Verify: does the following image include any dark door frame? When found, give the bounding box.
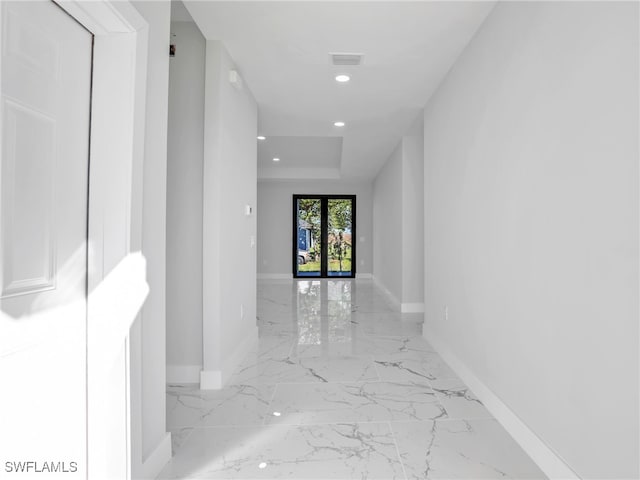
[292,194,357,279]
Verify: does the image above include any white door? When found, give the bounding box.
[0,0,93,475]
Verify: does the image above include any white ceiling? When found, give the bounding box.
[182,1,496,181]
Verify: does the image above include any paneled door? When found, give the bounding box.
[0,0,93,474]
[293,195,356,278]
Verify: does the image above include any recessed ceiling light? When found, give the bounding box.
[335,74,350,83]
[334,121,345,127]
[258,462,267,469]
[257,136,266,140]
[273,411,281,417]
[272,157,280,162]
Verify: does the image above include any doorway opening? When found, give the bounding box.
[293,195,356,278]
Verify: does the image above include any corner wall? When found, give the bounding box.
[373,145,403,301]
[422,2,638,478]
[373,125,425,310]
[401,134,424,308]
[130,0,172,477]
[202,41,258,389]
[166,20,205,383]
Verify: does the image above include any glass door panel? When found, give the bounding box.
[327,198,353,277]
[296,197,321,277]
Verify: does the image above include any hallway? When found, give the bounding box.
[159,279,545,479]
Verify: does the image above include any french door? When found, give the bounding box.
[293,195,356,278]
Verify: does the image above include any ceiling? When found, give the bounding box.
[181,1,496,181]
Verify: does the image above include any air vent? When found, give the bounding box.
[330,53,364,66]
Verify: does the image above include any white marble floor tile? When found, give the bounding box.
[391,419,546,479]
[289,335,435,360]
[158,423,406,479]
[243,335,295,362]
[375,352,459,384]
[166,384,276,428]
[166,280,544,479]
[353,318,424,337]
[352,311,423,323]
[430,378,492,419]
[258,321,299,336]
[266,381,446,425]
[228,355,380,385]
[170,427,195,455]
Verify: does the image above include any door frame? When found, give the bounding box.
[292,194,357,279]
[40,1,149,478]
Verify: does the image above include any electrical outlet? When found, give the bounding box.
[444,306,449,321]
[240,304,244,319]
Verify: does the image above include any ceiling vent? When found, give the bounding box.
[330,53,364,66]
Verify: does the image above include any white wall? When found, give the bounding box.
[373,145,403,300]
[202,41,258,389]
[257,180,374,277]
[401,133,424,306]
[373,124,425,309]
[422,2,638,478]
[130,1,171,477]
[166,20,205,382]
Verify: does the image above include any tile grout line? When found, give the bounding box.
[171,419,439,431]
[388,420,409,480]
[261,382,281,426]
[170,426,196,458]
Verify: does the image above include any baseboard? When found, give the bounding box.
[166,364,201,384]
[140,432,172,479]
[257,273,292,280]
[401,302,425,313]
[423,325,579,480]
[200,326,259,390]
[356,273,373,279]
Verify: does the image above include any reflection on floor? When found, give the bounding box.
[159,279,546,479]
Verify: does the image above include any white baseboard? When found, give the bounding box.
[356,273,373,279]
[200,326,259,390]
[140,432,171,479]
[423,325,579,480]
[401,302,425,313]
[166,364,201,384]
[257,273,292,280]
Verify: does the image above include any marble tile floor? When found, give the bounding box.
[159,279,546,480]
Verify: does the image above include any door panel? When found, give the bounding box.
[327,198,354,277]
[0,0,92,473]
[295,197,321,277]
